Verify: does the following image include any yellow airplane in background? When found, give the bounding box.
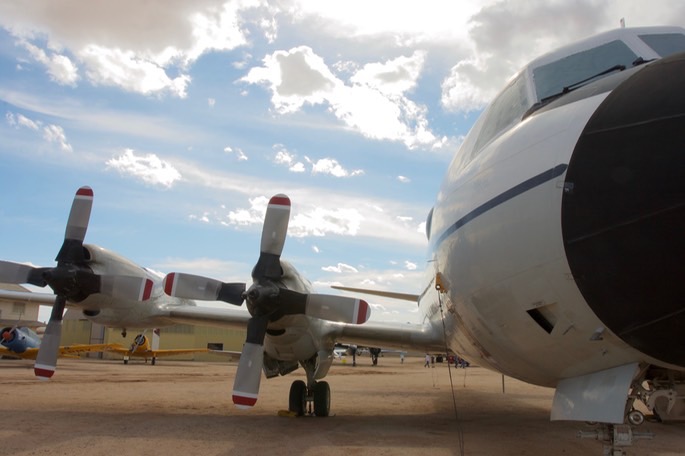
[1,325,115,361]
[105,329,208,365]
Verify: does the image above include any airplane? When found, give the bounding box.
[0,187,387,416]
[1,325,115,360]
[105,328,209,365]
[0,24,683,454]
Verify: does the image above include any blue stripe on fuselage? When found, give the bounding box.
[430,164,568,252]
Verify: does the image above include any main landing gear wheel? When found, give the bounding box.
[289,380,306,416]
[313,381,330,417]
[628,409,645,426]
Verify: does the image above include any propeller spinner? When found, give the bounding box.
[163,194,370,409]
[0,186,154,380]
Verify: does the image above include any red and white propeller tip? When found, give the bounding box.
[64,186,93,242]
[260,194,290,257]
[231,341,264,409]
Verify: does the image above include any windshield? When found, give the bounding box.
[639,33,685,57]
[532,40,638,101]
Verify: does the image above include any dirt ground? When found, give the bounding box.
[0,355,681,455]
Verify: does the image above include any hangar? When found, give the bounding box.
[59,311,247,362]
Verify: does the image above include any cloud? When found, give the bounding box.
[273,144,305,172]
[273,145,361,177]
[310,158,363,177]
[6,112,39,130]
[397,175,410,183]
[0,1,258,97]
[224,195,269,226]
[80,45,192,98]
[439,0,665,113]
[106,148,182,187]
[224,146,248,161]
[321,263,359,273]
[42,124,73,152]
[218,195,365,238]
[290,206,363,237]
[6,111,72,152]
[19,39,79,86]
[242,46,447,150]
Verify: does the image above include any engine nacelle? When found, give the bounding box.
[0,327,41,353]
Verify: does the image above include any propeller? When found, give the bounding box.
[130,331,147,354]
[163,194,371,409]
[0,186,154,380]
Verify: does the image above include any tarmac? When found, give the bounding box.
[0,355,682,455]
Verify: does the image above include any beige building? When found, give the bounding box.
[61,311,246,362]
[0,283,41,327]
[1,281,245,362]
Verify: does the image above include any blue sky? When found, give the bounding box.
[1,1,683,324]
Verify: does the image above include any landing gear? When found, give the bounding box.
[313,381,330,417]
[627,410,644,426]
[288,379,331,417]
[578,423,653,456]
[289,380,306,416]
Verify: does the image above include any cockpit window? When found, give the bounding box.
[425,207,433,240]
[471,72,530,154]
[533,40,638,101]
[639,33,685,58]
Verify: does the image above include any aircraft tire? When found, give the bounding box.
[313,381,330,417]
[289,380,306,416]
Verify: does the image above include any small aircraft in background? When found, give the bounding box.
[0,325,115,360]
[105,328,208,365]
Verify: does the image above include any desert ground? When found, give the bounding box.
[0,354,681,456]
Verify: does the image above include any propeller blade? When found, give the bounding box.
[232,342,264,409]
[56,186,93,264]
[64,186,93,243]
[0,261,40,285]
[278,289,371,324]
[306,294,371,324]
[163,273,245,305]
[252,195,290,281]
[260,194,290,257]
[232,315,268,409]
[34,296,67,380]
[99,275,155,301]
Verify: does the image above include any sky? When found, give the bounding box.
[1,0,683,325]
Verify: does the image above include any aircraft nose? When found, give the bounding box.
[561,51,685,367]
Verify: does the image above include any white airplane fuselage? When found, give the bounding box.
[420,26,685,388]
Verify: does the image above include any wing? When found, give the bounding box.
[103,344,129,355]
[58,344,119,356]
[0,346,38,359]
[146,348,209,358]
[1,344,116,359]
[330,320,445,353]
[0,289,57,306]
[163,305,251,330]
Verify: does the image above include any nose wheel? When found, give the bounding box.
[288,380,330,417]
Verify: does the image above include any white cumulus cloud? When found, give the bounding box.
[242,46,447,150]
[321,263,359,273]
[106,148,181,187]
